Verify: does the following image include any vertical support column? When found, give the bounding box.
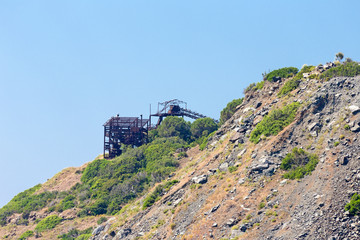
[104,126,106,158]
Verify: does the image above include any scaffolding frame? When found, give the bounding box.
[103,115,149,159]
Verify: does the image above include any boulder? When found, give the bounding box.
[230,132,242,143]
[310,131,318,137]
[349,105,360,114]
[340,155,350,165]
[255,102,262,108]
[226,218,237,227]
[208,169,217,175]
[218,162,229,172]
[210,204,220,213]
[238,178,245,185]
[351,124,360,132]
[308,122,320,132]
[192,175,208,184]
[239,224,248,232]
[310,94,327,113]
[250,163,269,172]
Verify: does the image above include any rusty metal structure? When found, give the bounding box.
[150,99,207,127]
[103,99,209,159]
[103,115,149,159]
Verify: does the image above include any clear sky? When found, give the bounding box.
[0,0,359,207]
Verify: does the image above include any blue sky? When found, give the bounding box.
[0,1,359,207]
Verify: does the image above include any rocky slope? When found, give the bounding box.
[88,74,360,240]
[2,62,360,240]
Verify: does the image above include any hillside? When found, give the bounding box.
[2,60,360,240]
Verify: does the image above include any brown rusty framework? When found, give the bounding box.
[103,115,149,159]
[150,99,207,127]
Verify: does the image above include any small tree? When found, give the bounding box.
[190,117,218,139]
[157,116,191,142]
[335,52,344,62]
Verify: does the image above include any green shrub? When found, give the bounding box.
[334,141,340,147]
[280,148,319,179]
[258,202,265,209]
[278,78,300,97]
[58,227,93,240]
[344,124,350,130]
[35,215,62,232]
[76,234,92,240]
[143,180,179,209]
[97,216,108,225]
[254,81,265,90]
[81,159,112,184]
[244,83,256,93]
[190,117,218,139]
[18,230,34,240]
[293,65,315,81]
[56,194,76,212]
[244,81,265,94]
[320,62,360,79]
[199,131,216,151]
[250,102,300,143]
[157,116,191,142]
[265,67,298,82]
[228,166,238,173]
[220,98,244,125]
[345,193,360,215]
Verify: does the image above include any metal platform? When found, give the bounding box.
[150,99,207,127]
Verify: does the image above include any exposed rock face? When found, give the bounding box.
[86,76,360,240]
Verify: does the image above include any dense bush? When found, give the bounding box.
[320,61,360,79]
[220,98,244,125]
[56,194,76,212]
[278,78,300,97]
[0,184,58,226]
[76,137,186,216]
[250,102,300,143]
[345,193,360,215]
[293,65,315,81]
[265,67,298,82]
[18,230,34,240]
[75,234,92,240]
[280,148,318,179]
[143,180,179,209]
[157,116,191,141]
[190,117,218,139]
[35,215,62,232]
